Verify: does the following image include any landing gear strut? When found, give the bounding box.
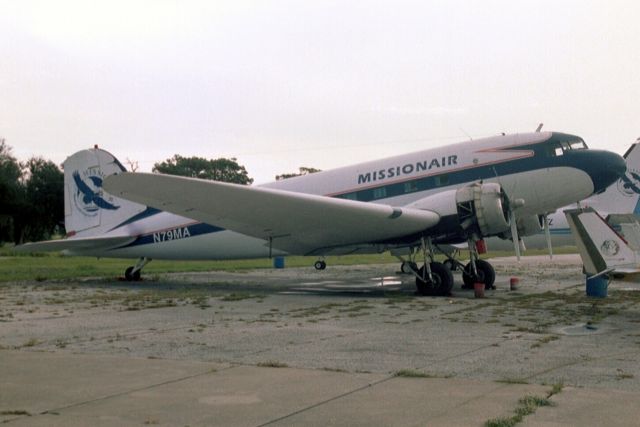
[462,259,495,289]
[415,262,453,296]
[400,261,418,274]
[412,237,454,296]
[460,239,495,290]
[124,257,151,281]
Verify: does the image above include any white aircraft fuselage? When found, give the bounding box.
[54,131,623,260]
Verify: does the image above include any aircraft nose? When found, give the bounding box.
[581,150,626,194]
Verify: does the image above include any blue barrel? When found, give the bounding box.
[273,256,285,269]
[586,275,608,297]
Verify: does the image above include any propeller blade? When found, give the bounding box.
[519,238,526,253]
[509,209,521,261]
[543,214,553,260]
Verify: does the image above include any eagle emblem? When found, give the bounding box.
[617,170,640,197]
[600,239,620,257]
[72,170,120,216]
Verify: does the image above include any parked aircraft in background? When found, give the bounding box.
[18,131,625,296]
[565,207,640,281]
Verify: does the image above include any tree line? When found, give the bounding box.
[0,140,319,245]
[0,140,64,245]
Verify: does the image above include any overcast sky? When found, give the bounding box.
[1,0,639,183]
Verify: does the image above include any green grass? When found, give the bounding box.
[0,249,398,282]
[0,245,580,283]
[549,381,564,396]
[485,395,555,427]
[393,369,433,378]
[219,293,262,302]
[0,410,31,416]
[257,360,288,368]
[495,378,529,385]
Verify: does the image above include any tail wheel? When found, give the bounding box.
[314,260,327,270]
[462,259,495,289]
[125,266,141,281]
[416,262,454,296]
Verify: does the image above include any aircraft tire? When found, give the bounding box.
[478,260,496,289]
[416,262,454,296]
[462,260,495,289]
[125,266,134,281]
[314,260,327,270]
[125,266,141,281]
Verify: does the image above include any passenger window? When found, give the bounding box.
[435,174,449,186]
[357,190,374,202]
[373,187,387,199]
[340,193,357,201]
[404,182,418,193]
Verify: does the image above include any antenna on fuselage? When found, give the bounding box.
[535,123,544,132]
[459,127,473,141]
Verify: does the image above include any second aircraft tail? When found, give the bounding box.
[586,137,640,214]
[565,207,640,278]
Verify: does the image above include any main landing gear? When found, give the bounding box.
[398,238,496,293]
[462,259,495,289]
[124,257,151,281]
[459,239,496,290]
[402,237,455,297]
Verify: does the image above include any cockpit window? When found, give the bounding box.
[549,138,588,157]
[570,140,588,150]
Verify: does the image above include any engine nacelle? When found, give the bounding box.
[406,182,511,238]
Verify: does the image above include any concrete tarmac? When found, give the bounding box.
[2,255,640,426]
[1,351,639,426]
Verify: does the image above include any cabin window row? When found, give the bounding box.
[335,174,450,202]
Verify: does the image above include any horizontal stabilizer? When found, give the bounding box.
[15,235,135,254]
[611,267,640,275]
[104,173,441,255]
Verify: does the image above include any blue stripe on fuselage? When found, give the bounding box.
[117,223,224,248]
[549,228,572,235]
[109,207,163,232]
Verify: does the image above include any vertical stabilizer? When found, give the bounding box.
[63,148,146,237]
[565,208,639,276]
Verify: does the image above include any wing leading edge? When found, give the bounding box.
[104,173,440,255]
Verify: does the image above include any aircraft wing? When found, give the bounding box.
[104,173,440,255]
[15,235,136,254]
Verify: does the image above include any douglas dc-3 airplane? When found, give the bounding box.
[18,131,626,296]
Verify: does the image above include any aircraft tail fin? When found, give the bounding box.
[565,207,640,277]
[63,148,148,238]
[587,137,640,214]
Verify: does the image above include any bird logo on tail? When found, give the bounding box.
[72,170,120,216]
[617,169,640,197]
[600,239,620,257]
